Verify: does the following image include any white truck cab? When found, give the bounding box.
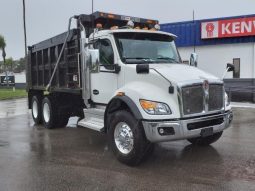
[28,12,233,166]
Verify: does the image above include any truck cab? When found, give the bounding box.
[27,12,233,166]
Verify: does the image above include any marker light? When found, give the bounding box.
[127,20,134,28]
[96,23,103,29]
[108,14,115,19]
[116,92,125,96]
[110,26,119,30]
[154,24,160,30]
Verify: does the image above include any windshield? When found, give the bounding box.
[114,32,181,64]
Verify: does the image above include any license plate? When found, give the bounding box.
[200,127,213,137]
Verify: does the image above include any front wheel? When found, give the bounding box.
[187,131,223,146]
[108,110,153,166]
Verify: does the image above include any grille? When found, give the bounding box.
[182,85,204,115]
[181,84,224,116]
[209,84,224,111]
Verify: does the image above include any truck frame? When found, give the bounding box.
[27,12,233,165]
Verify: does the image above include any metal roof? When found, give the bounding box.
[160,14,255,47]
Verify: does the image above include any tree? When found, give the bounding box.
[5,57,14,71]
[0,35,6,64]
[0,35,8,86]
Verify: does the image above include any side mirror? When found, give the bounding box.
[222,63,235,79]
[88,49,100,73]
[190,53,198,67]
[227,63,235,72]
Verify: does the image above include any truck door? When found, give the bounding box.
[90,38,118,104]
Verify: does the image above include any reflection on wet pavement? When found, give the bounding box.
[0,98,29,118]
[0,99,255,191]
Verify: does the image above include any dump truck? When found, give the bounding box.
[27,12,233,165]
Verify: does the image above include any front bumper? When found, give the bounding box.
[142,110,233,143]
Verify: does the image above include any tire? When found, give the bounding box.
[42,96,59,129]
[108,110,153,166]
[187,131,223,146]
[31,95,42,125]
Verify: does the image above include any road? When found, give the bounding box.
[0,98,255,191]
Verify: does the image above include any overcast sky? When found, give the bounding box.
[1,0,255,59]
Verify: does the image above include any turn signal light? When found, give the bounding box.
[140,100,157,110]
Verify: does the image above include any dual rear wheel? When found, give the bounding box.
[31,95,69,129]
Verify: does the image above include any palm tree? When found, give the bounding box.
[0,35,8,86]
[0,35,6,72]
[0,35,6,62]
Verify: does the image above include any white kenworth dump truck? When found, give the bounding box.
[27,12,234,166]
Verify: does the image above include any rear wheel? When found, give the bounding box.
[187,131,223,146]
[42,96,59,129]
[31,95,42,125]
[108,110,153,166]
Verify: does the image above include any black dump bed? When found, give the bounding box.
[27,29,81,94]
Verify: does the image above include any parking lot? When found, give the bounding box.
[0,98,255,191]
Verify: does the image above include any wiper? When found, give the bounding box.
[125,57,152,60]
[124,57,156,63]
[157,57,179,63]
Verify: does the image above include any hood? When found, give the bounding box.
[150,64,221,84]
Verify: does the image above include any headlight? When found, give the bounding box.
[225,93,230,106]
[140,99,172,115]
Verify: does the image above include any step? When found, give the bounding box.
[77,108,105,132]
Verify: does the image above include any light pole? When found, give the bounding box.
[22,0,28,90]
[22,0,27,58]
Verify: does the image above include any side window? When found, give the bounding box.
[96,39,114,66]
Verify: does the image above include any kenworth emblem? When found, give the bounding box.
[203,80,209,92]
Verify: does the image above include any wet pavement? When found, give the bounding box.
[0,98,255,191]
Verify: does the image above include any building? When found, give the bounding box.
[161,14,255,102]
[0,72,26,89]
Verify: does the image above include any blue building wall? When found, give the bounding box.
[160,14,255,47]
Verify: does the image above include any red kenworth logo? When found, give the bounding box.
[206,23,215,38]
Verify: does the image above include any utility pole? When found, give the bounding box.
[193,10,196,53]
[23,0,28,90]
[2,48,9,87]
[23,0,27,58]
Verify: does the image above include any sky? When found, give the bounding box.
[0,0,255,60]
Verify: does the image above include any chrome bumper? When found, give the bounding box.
[142,111,233,143]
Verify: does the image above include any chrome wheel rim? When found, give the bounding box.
[114,122,134,155]
[32,100,38,119]
[43,102,50,123]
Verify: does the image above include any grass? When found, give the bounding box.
[0,88,27,100]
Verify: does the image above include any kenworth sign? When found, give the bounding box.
[201,16,255,39]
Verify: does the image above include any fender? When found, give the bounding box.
[104,95,143,131]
